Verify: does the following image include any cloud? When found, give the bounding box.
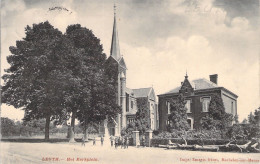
[231,17,249,30]
[214,0,259,27]
[1,0,26,17]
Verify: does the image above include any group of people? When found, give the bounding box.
[92,136,103,146]
[110,135,129,149]
[81,135,130,148]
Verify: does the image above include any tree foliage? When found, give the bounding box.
[124,98,150,135]
[168,94,189,131]
[247,107,260,125]
[65,24,120,129]
[1,22,73,139]
[1,22,121,140]
[201,94,233,131]
[134,98,151,134]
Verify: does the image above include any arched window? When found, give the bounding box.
[187,118,193,130]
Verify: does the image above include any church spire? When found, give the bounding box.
[185,70,188,79]
[110,3,120,60]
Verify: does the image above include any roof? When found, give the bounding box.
[118,57,127,69]
[110,14,120,60]
[132,87,152,98]
[125,87,133,94]
[161,78,237,97]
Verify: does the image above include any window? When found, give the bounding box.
[128,118,135,124]
[187,118,193,130]
[151,120,154,130]
[202,97,210,112]
[167,101,171,114]
[131,101,133,109]
[185,100,191,113]
[126,93,129,112]
[231,102,234,114]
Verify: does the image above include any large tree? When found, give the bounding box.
[64,24,120,141]
[168,94,189,131]
[135,98,151,135]
[1,22,75,140]
[123,97,150,136]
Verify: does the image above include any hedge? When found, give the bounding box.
[151,138,249,147]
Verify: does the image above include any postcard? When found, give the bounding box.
[1,0,259,163]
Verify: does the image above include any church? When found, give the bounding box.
[100,6,158,137]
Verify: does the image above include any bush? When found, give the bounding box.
[154,130,222,140]
[151,138,249,147]
[153,130,159,136]
[225,124,260,140]
[153,131,172,139]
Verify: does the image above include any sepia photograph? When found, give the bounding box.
[0,0,259,163]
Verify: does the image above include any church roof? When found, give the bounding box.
[118,57,127,69]
[162,78,220,95]
[125,87,133,94]
[110,7,120,61]
[132,87,152,98]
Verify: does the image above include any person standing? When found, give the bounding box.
[121,137,125,149]
[142,135,145,147]
[81,136,85,147]
[93,137,96,145]
[110,135,114,147]
[115,137,118,149]
[126,137,129,149]
[101,136,104,146]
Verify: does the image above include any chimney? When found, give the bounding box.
[210,74,218,84]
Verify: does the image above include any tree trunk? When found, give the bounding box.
[45,113,51,140]
[83,121,89,141]
[69,111,76,142]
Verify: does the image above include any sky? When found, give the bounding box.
[1,0,259,122]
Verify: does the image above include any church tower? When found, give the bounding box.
[109,4,127,135]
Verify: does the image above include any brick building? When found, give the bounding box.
[158,73,238,131]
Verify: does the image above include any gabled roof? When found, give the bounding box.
[132,87,152,98]
[161,78,235,96]
[118,57,127,69]
[192,78,218,90]
[125,87,133,95]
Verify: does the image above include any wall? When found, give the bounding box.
[221,90,237,116]
[158,95,172,131]
[148,99,157,130]
[125,95,138,115]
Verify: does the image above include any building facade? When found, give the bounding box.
[101,6,158,136]
[158,74,238,131]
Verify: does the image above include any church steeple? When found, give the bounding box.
[110,3,120,60]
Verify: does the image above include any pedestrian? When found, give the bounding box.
[81,136,85,147]
[115,137,118,149]
[101,136,104,146]
[121,137,125,149]
[126,137,129,149]
[110,135,114,147]
[142,135,145,147]
[118,136,121,148]
[93,137,96,145]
